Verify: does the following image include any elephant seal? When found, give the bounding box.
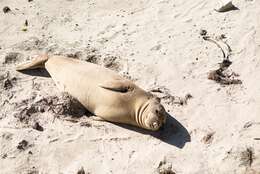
[16,55,166,131]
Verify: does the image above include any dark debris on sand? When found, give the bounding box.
[64,45,122,71]
[215,1,239,13]
[102,55,121,71]
[53,93,87,116]
[3,78,13,90]
[27,167,39,174]
[240,147,254,167]
[65,46,100,64]
[150,87,193,106]
[77,167,88,174]
[3,6,11,13]
[14,93,88,124]
[14,37,47,51]
[202,33,242,85]
[202,132,215,144]
[66,49,100,64]
[208,59,242,85]
[157,158,176,174]
[199,29,207,36]
[4,52,22,64]
[3,77,17,90]
[17,140,29,151]
[0,71,17,90]
[32,122,44,131]
[80,121,92,127]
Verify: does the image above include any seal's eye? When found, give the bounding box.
[155,109,159,114]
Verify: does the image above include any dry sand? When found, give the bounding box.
[0,0,260,173]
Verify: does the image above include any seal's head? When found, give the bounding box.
[143,97,166,131]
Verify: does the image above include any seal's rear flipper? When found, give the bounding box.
[16,54,49,71]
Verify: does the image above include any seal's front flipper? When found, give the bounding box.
[99,80,134,93]
[16,54,49,71]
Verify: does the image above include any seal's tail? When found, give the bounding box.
[16,54,49,71]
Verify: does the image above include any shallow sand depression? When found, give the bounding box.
[0,0,260,173]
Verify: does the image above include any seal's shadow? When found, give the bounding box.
[114,113,191,148]
[18,68,51,77]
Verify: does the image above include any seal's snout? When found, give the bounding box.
[151,121,161,130]
[144,98,167,131]
[153,122,159,128]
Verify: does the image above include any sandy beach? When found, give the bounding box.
[0,0,260,173]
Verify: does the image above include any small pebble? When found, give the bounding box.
[2,153,7,159]
[22,27,27,32]
[25,20,28,26]
[17,140,28,150]
[3,79,12,90]
[32,122,44,131]
[200,29,207,36]
[3,6,11,13]
[77,167,86,174]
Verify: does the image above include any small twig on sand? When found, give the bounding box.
[203,34,242,85]
[149,88,164,93]
[203,36,226,59]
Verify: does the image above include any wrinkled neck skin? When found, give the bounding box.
[134,97,151,130]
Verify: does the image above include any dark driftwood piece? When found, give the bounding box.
[215,1,239,13]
